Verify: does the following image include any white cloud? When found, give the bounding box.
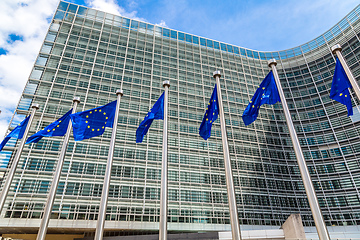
[86,0,146,21]
[156,20,167,28]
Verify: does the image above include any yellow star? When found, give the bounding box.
[106,117,108,119]
[90,111,92,114]
[85,121,88,123]
[262,87,265,90]
[88,126,90,128]
[252,106,255,108]
[206,118,208,121]
[208,103,210,105]
[59,120,62,123]
[340,93,343,96]
[105,122,107,124]
[213,113,215,115]
[214,100,216,102]
[345,95,347,97]
[250,101,252,103]
[95,109,97,112]
[103,112,106,115]
[86,115,89,118]
[47,130,50,132]
[57,125,59,127]
[210,120,212,123]
[92,129,94,131]
[97,129,100,131]
[99,109,102,112]
[53,129,55,131]
[102,126,104,129]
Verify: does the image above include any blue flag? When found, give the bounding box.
[26,109,72,144]
[70,101,117,141]
[242,71,281,126]
[199,84,219,140]
[0,116,30,151]
[136,93,164,143]
[330,58,353,116]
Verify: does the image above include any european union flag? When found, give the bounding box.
[199,84,219,140]
[70,101,117,141]
[26,109,72,144]
[242,71,280,126]
[330,58,353,116]
[0,116,30,151]
[136,93,164,143]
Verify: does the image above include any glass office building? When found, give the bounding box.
[1,1,360,235]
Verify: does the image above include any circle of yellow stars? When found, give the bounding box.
[84,109,109,132]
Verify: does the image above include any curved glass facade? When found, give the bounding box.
[1,1,360,234]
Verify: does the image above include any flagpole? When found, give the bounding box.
[0,103,39,214]
[36,97,80,240]
[213,71,241,240]
[159,80,170,240]
[331,44,360,101]
[268,59,330,240]
[94,89,123,240]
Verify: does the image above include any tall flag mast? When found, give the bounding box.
[159,80,170,240]
[213,71,242,240]
[0,103,39,214]
[268,59,330,240]
[94,89,123,240]
[36,97,80,240]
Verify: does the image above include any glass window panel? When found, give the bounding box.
[220,43,226,51]
[54,10,65,20]
[58,2,68,11]
[68,4,77,13]
[185,34,192,43]
[206,40,213,48]
[240,48,246,56]
[259,52,266,60]
[36,56,48,66]
[122,18,130,28]
[163,29,170,38]
[200,38,206,47]
[324,31,334,41]
[78,6,87,16]
[41,44,52,54]
[45,32,56,42]
[170,30,177,39]
[192,36,199,44]
[30,69,43,80]
[178,32,185,41]
[213,41,220,50]
[233,47,239,55]
[246,49,253,58]
[131,20,138,30]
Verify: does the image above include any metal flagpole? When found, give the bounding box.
[36,97,80,240]
[331,44,360,101]
[159,80,170,240]
[94,89,123,240]
[0,103,39,214]
[268,59,330,240]
[214,71,241,240]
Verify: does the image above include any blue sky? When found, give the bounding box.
[0,0,359,138]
